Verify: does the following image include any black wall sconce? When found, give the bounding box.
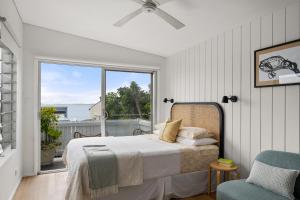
[163,98,174,103]
[222,96,238,103]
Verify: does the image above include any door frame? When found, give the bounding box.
[33,57,158,174]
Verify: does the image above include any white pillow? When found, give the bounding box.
[154,122,167,131]
[246,160,299,200]
[153,122,169,137]
[178,127,212,139]
[153,130,160,135]
[176,136,218,146]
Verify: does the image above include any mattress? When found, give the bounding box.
[179,145,219,172]
[143,134,219,173]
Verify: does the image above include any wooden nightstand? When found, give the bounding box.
[208,161,239,194]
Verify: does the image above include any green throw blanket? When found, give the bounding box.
[83,145,118,199]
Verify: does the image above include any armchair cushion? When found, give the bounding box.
[217,180,291,200]
[255,151,300,198]
[217,151,300,200]
[246,160,299,199]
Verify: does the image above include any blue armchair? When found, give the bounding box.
[217,150,300,200]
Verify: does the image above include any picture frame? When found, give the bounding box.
[254,39,300,87]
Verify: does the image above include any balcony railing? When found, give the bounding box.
[55,119,151,156]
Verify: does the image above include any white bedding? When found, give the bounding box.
[176,136,218,146]
[64,134,218,200]
[63,135,182,200]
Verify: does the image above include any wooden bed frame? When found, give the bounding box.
[170,102,224,158]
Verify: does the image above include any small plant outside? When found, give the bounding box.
[41,107,62,166]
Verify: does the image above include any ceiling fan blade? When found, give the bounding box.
[154,8,185,29]
[155,0,195,7]
[153,0,174,5]
[131,0,145,5]
[114,8,144,27]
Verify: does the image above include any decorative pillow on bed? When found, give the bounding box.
[176,136,218,146]
[178,127,213,139]
[246,160,299,200]
[159,119,182,143]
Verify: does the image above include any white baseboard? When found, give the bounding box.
[8,176,21,200]
[22,172,36,177]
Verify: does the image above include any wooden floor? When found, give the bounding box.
[13,172,216,200]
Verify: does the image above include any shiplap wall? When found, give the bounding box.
[161,1,300,177]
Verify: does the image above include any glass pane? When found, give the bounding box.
[0,44,16,154]
[40,63,101,171]
[105,70,152,136]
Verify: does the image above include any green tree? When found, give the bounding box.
[41,107,62,150]
[106,81,151,120]
[105,92,122,119]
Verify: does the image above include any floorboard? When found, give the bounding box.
[13,172,216,200]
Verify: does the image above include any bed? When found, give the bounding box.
[63,102,224,200]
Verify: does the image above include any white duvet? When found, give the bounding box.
[63,135,181,200]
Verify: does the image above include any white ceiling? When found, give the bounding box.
[15,0,294,57]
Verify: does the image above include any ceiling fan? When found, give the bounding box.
[114,0,185,29]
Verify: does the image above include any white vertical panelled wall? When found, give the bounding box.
[161,1,300,177]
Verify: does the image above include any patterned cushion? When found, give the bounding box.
[246,160,299,200]
[255,150,300,198]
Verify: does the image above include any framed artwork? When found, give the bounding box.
[254,39,300,87]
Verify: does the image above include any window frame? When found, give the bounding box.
[102,68,156,137]
[0,43,17,156]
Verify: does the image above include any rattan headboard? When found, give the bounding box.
[170,102,224,158]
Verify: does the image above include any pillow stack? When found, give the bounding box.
[178,127,212,139]
[154,122,218,146]
[176,127,218,146]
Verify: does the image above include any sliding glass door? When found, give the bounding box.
[39,63,155,172]
[40,62,102,171]
[104,70,153,136]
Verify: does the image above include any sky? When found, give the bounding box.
[41,63,151,105]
